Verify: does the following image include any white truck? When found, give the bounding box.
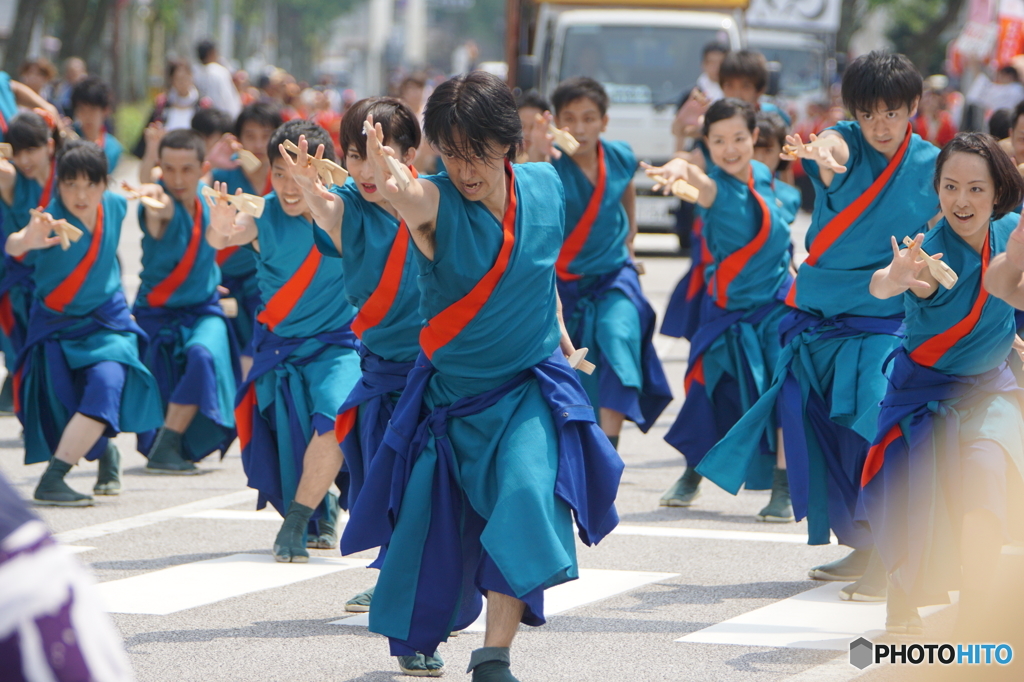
[516,0,745,234]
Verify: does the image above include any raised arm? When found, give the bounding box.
[5,209,62,258]
[204,182,259,250]
[641,157,716,208]
[869,233,939,300]
[279,135,345,255]
[782,130,848,188]
[984,214,1024,309]
[0,156,17,206]
[622,179,638,261]
[138,183,175,240]
[364,116,440,260]
[10,81,59,123]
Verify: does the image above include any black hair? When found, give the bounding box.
[7,111,56,155]
[551,76,609,117]
[197,39,216,63]
[235,102,283,138]
[159,128,206,163]
[191,107,234,139]
[166,58,191,86]
[841,51,922,117]
[999,65,1020,81]
[1011,100,1024,134]
[423,71,521,164]
[517,89,550,113]
[719,50,769,93]
[702,42,728,59]
[989,108,1014,140]
[70,76,112,111]
[55,140,108,185]
[934,132,1024,220]
[340,97,420,161]
[755,110,790,171]
[702,97,756,137]
[269,119,337,165]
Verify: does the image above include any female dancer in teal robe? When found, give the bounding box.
[0,112,60,410]
[696,51,940,601]
[6,141,163,505]
[207,120,361,563]
[0,70,60,145]
[532,77,671,447]
[867,134,1024,634]
[644,99,794,517]
[344,72,623,682]
[133,129,239,473]
[210,103,282,376]
[283,99,443,677]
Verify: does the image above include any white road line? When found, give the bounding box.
[54,489,258,544]
[97,553,370,615]
[63,545,96,554]
[677,581,954,651]
[186,509,283,522]
[612,524,837,545]
[332,568,678,631]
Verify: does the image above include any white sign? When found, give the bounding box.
[746,0,841,33]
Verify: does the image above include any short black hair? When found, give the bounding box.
[7,111,54,155]
[719,50,769,93]
[1011,100,1024,134]
[197,39,216,63]
[340,97,420,160]
[703,97,756,137]
[989,108,1014,140]
[841,51,922,117]
[423,71,521,164]
[552,76,609,117]
[934,132,1024,220]
[235,102,283,138]
[55,140,108,185]
[755,110,790,171]
[191,107,234,139]
[70,76,112,111]
[517,89,550,113]
[269,119,337,165]
[702,42,728,59]
[159,128,206,163]
[166,59,190,86]
[999,65,1020,81]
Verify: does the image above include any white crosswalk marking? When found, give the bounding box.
[677,582,955,651]
[186,509,285,522]
[612,524,837,545]
[97,554,370,615]
[331,568,678,631]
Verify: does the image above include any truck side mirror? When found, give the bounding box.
[518,56,538,91]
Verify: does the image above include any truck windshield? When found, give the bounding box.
[754,46,825,96]
[559,24,729,106]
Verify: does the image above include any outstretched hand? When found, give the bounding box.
[363,114,405,197]
[641,159,693,195]
[885,234,941,291]
[204,181,245,239]
[279,134,334,203]
[783,133,847,174]
[23,210,65,250]
[1007,212,1024,271]
[533,112,562,161]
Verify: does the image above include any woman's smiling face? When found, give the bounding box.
[938,151,995,251]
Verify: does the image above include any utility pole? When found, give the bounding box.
[404,0,426,68]
[504,0,521,87]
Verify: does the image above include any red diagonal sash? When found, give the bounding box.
[351,169,419,339]
[419,161,517,360]
[710,166,772,308]
[37,158,56,209]
[862,422,903,487]
[216,245,240,266]
[786,124,913,307]
[256,245,322,332]
[909,230,990,367]
[147,198,203,307]
[44,204,103,313]
[0,110,7,134]
[556,142,605,281]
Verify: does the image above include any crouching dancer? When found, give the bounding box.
[207,120,361,561]
[9,140,163,504]
[342,72,624,682]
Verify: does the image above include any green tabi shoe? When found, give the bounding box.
[659,468,702,507]
[839,549,887,602]
[468,647,519,682]
[397,651,444,677]
[886,579,922,635]
[145,428,198,475]
[34,458,94,507]
[808,547,872,581]
[307,491,339,549]
[756,467,794,522]
[93,441,122,495]
[345,584,375,613]
[273,500,313,563]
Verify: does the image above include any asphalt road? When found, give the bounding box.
[1,161,1020,682]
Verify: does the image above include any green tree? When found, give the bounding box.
[837,0,966,74]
